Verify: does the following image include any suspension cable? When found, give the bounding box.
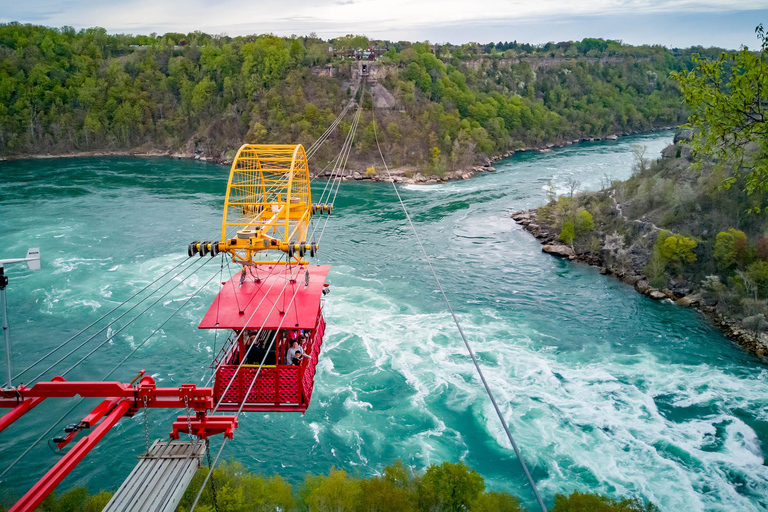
[370,110,549,512]
[0,268,220,481]
[306,97,355,160]
[27,258,213,385]
[13,255,196,380]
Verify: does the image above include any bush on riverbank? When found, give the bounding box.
[8,460,658,512]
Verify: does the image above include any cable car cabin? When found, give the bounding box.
[199,264,330,413]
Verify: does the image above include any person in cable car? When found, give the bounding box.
[292,349,304,366]
[286,340,300,365]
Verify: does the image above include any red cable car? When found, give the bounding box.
[190,143,332,414]
[199,264,330,412]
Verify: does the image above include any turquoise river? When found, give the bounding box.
[0,132,766,511]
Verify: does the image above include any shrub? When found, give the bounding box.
[366,166,376,177]
[418,462,484,512]
[660,234,697,273]
[574,210,595,235]
[551,490,659,512]
[714,228,748,270]
[560,222,575,246]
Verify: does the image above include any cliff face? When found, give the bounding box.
[513,136,768,358]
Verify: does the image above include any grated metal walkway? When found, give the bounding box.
[103,440,205,512]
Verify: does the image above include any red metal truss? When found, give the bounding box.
[0,374,240,512]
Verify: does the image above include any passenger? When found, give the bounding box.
[292,348,304,366]
[286,340,300,365]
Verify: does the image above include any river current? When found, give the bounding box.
[0,132,766,510]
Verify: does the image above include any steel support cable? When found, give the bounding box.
[370,115,549,512]
[189,265,306,512]
[55,258,216,380]
[202,255,290,388]
[159,257,300,507]
[306,99,352,157]
[13,255,196,381]
[313,97,363,243]
[27,257,213,385]
[309,99,362,234]
[0,268,221,482]
[306,98,355,160]
[314,88,365,206]
[191,95,362,508]
[207,260,304,414]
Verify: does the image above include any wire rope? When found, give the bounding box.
[370,108,549,512]
[13,255,196,380]
[27,258,214,385]
[0,268,221,481]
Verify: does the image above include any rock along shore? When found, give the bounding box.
[512,208,768,358]
[1,127,677,185]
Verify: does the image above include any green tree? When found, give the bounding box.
[302,467,361,512]
[471,491,523,512]
[714,228,749,270]
[660,234,697,272]
[574,209,594,235]
[671,25,768,205]
[560,222,575,247]
[747,261,768,298]
[418,462,485,512]
[551,490,658,512]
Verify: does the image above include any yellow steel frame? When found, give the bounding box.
[219,144,313,264]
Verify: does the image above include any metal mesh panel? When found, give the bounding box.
[216,366,240,403]
[278,367,300,403]
[244,367,276,403]
[302,314,325,403]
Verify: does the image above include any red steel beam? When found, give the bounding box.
[0,378,215,412]
[0,396,45,434]
[9,399,132,512]
[171,414,239,440]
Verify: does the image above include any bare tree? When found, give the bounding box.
[567,177,581,197]
[631,144,649,175]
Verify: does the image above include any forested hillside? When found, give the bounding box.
[516,25,768,355]
[0,23,700,172]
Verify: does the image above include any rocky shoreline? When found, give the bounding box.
[1,126,677,185]
[512,208,768,358]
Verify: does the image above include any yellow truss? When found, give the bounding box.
[218,144,315,264]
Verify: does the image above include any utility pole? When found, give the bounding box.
[1,248,41,388]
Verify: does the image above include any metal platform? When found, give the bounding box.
[103,440,205,512]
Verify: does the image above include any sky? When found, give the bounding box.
[0,0,766,49]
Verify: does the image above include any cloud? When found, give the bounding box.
[0,0,764,48]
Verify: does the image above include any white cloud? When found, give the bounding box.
[0,0,764,47]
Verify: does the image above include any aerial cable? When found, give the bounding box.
[313,91,363,243]
[306,98,352,157]
[203,254,293,388]
[0,268,221,481]
[306,98,355,160]
[54,258,215,381]
[13,255,197,380]
[189,264,307,512]
[370,111,549,512]
[314,88,364,206]
[27,257,214,385]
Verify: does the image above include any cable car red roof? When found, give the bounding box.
[198,264,331,331]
